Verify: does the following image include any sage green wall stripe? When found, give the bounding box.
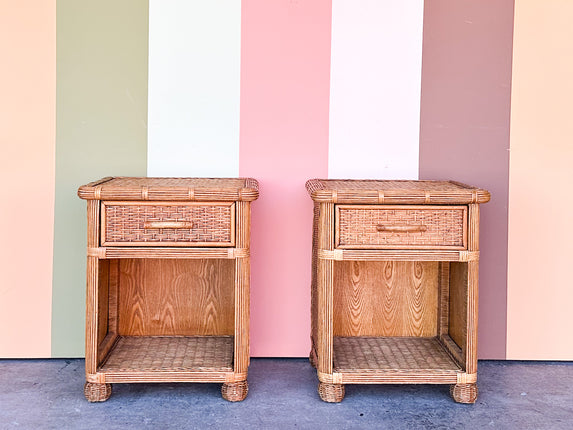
[52,1,149,357]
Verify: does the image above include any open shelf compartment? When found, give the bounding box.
[325,260,470,384]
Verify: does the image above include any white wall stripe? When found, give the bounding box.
[328,0,424,179]
[147,0,241,177]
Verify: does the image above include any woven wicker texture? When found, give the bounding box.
[306,179,490,204]
[84,382,112,402]
[104,177,247,188]
[78,177,259,201]
[338,207,465,248]
[104,204,232,244]
[221,381,249,402]
[100,336,234,373]
[450,383,478,404]
[333,337,461,373]
[319,180,470,192]
[318,382,345,403]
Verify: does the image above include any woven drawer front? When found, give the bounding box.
[336,205,466,249]
[102,202,234,246]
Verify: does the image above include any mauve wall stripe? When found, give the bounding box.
[419,0,514,359]
[239,0,332,356]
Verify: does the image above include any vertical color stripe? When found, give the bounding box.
[0,0,55,358]
[147,0,241,177]
[53,1,148,357]
[507,0,573,360]
[328,0,424,179]
[419,0,514,359]
[240,0,332,356]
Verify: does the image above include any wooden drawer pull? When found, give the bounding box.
[376,224,428,233]
[143,221,194,229]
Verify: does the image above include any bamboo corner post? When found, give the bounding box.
[78,177,258,402]
[306,179,490,404]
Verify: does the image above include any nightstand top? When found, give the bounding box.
[78,177,259,202]
[306,179,490,205]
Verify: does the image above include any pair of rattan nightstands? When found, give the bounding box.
[78,177,489,404]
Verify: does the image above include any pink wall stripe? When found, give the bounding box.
[239,0,332,356]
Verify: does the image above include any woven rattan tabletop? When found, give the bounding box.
[78,177,259,202]
[306,179,490,205]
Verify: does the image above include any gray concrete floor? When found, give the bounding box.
[0,359,571,430]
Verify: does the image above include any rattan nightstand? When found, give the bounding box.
[78,177,258,402]
[306,179,490,403]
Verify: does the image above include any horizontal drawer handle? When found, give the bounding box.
[143,221,194,229]
[376,224,428,233]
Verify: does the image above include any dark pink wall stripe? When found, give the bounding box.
[419,1,514,359]
[239,0,332,356]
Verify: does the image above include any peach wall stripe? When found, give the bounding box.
[0,0,55,357]
[507,0,573,360]
[329,0,424,179]
[239,0,331,356]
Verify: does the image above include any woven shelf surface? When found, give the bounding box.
[78,177,259,201]
[100,336,234,373]
[333,337,461,373]
[306,179,490,204]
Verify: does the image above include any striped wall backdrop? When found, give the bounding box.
[1,0,571,360]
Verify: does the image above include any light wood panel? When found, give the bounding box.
[448,262,467,354]
[437,262,450,336]
[333,261,439,337]
[108,259,119,335]
[118,259,234,336]
[97,260,110,345]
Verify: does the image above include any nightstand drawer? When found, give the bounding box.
[101,202,235,247]
[336,205,467,249]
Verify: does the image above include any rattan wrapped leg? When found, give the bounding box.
[318,382,345,402]
[84,382,112,402]
[221,381,248,402]
[450,383,478,404]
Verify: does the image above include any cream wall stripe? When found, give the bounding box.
[328,0,424,179]
[0,0,55,358]
[507,0,573,360]
[147,0,241,177]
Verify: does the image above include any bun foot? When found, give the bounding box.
[84,382,112,402]
[450,383,478,404]
[318,382,345,402]
[222,381,248,402]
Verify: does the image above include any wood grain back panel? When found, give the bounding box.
[333,261,438,337]
[449,262,468,351]
[97,259,110,345]
[118,259,235,336]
